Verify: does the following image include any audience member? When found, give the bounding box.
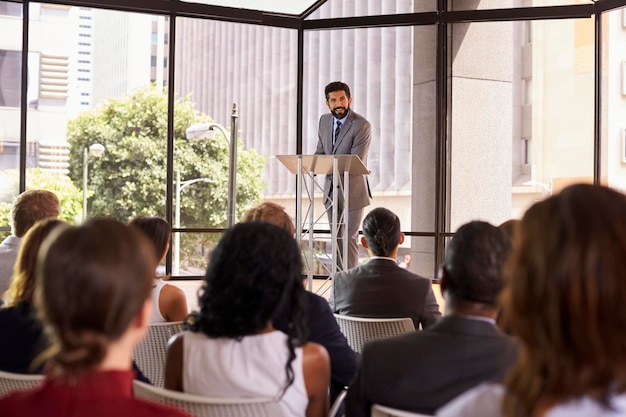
[165,222,330,417]
[346,220,518,417]
[242,201,297,235]
[0,218,151,382]
[496,218,519,333]
[242,201,359,403]
[0,219,64,373]
[0,218,187,417]
[0,190,60,297]
[438,184,626,417]
[129,216,188,322]
[329,207,441,329]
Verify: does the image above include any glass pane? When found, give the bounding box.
[406,235,437,279]
[303,24,437,275]
[171,231,222,277]
[0,1,23,236]
[450,0,593,10]
[174,18,296,228]
[25,5,170,223]
[449,18,595,232]
[307,0,436,18]
[601,6,626,193]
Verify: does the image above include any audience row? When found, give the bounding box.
[0,183,624,417]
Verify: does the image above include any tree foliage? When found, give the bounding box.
[65,86,265,270]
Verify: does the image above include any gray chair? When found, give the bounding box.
[329,388,348,417]
[133,321,183,387]
[0,370,44,398]
[372,403,433,417]
[132,380,285,417]
[333,314,415,353]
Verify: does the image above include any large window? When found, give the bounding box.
[602,6,626,194]
[0,1,23,231]
[0,0,620,279]
[449,18,595,232]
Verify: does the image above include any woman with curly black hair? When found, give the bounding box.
[165,221,330,417]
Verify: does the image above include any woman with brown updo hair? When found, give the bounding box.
[438,184,626,417]
[0,218,188,417]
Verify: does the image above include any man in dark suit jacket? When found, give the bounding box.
[329,208,441,329]
[315,81,371,270]
[345,221,519,417]
[274,291,358,403]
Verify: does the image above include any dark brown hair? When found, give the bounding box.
[502,184,626,417]
[129,216,172,262]
[37,218,155,374]
[325,81,351,100]
[11,190,60,237]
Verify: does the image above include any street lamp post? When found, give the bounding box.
[185,102,239,228]
[82,143,105,221]
[173,171,212,276]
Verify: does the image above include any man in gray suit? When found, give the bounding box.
[345,220,518,417]
[315,81,371,270]
[329,207,441,329]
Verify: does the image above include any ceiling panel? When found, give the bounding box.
[181,0,322,16]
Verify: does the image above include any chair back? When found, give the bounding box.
[329,388,347,417]
[0,370,44,398]
[372,404,433,417]
[133,321,184,387]
[333,314,415,353]
[133,380,285,417]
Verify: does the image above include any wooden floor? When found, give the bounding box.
[170,279,446,316]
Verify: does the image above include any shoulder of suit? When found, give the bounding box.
[349,110,368,122]
[320,113,333,122]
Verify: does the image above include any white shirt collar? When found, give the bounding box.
[368,256,398,263]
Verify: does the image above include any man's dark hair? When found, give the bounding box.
[325,81,351,100]
[443,220,511,306]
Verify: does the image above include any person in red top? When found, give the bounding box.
[0,218,189,417]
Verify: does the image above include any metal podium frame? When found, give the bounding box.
[275,154,370,292]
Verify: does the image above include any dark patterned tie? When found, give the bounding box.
[333,120,342,147]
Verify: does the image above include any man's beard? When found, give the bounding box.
[331,105,350,120]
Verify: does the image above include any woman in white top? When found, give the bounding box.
[165,222,330,417]
[129,216,187,322]
[438,184,626,417]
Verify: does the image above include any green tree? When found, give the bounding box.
[66,86,265,270]
[0,168,82,239]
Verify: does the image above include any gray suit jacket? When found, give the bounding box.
[329,258,441,329]
[0,235,20,298]
[345,315,519,417]
[315,109,372,210]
